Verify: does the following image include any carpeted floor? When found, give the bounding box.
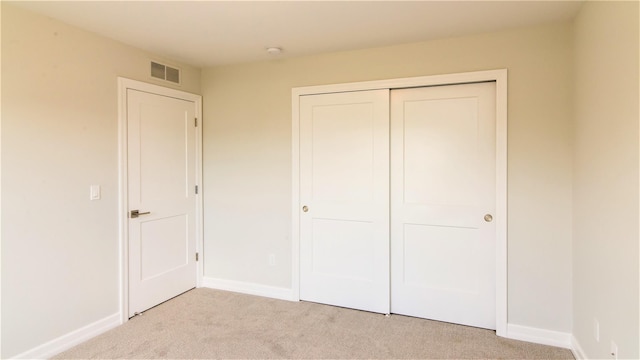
[55,288,574,359]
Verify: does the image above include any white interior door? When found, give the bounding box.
[299,89,390,314]
[127,89,197,317]
[390,82,496,329]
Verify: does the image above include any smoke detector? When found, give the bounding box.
[266,47,283,55]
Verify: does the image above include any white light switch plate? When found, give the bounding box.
[90,185,101,200]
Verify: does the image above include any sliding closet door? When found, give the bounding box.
[390,82,497,329]
[299,90,390,314]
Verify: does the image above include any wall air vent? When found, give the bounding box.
[150,61,181,85]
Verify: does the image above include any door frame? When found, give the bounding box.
[291,69,508,336]
[117,77,203,324]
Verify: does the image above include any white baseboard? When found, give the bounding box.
[11,313,120,359]
[505,323,572,349]
[201,277,295,302]
[571,335,587,359]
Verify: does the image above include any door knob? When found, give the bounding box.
[484,214,493,222]
[130,210,151,218]
[302,206,309,213]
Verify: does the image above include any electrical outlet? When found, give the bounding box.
[594,318,600,342]
[268,254,276,266]
[610,341,618,359]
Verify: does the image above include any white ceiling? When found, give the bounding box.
[13,1,584,68]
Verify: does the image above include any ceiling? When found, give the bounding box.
[13,1,584,68]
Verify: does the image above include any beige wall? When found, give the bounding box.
[573,1,639,359]
[0,4,200,357]
[202,22,574,333]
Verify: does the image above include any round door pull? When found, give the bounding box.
[302,206,309,212]
[484,214,493,222]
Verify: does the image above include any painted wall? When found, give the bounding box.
[572,1,639,359]
[0,5,200,357]
[201,22,574,334]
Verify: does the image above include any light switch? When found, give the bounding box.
[90,185,101,200]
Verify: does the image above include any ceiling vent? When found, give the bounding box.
[150,61,180,84]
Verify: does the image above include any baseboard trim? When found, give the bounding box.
[201,277,295,302]
[11,313,121,359]
[505,323,572,349]
[571,335,587,359]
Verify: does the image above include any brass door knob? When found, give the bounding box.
[484,214,493,222]
[302,206,309,212]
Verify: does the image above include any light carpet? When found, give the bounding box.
[55,288,574,359]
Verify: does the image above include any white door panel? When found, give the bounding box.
[139,215,189,280]
[299,90,390,314]
[402,97,479,207]
[391,82,496,329]
[128,89,197,317]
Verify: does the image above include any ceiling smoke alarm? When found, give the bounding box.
[266,47,283,55]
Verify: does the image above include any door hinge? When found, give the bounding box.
[195,117,198,127]
[195,185,198,194]
[196,252,199,261]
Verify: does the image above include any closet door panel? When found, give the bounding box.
[299,89,390,314]
[390,82,497,329]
